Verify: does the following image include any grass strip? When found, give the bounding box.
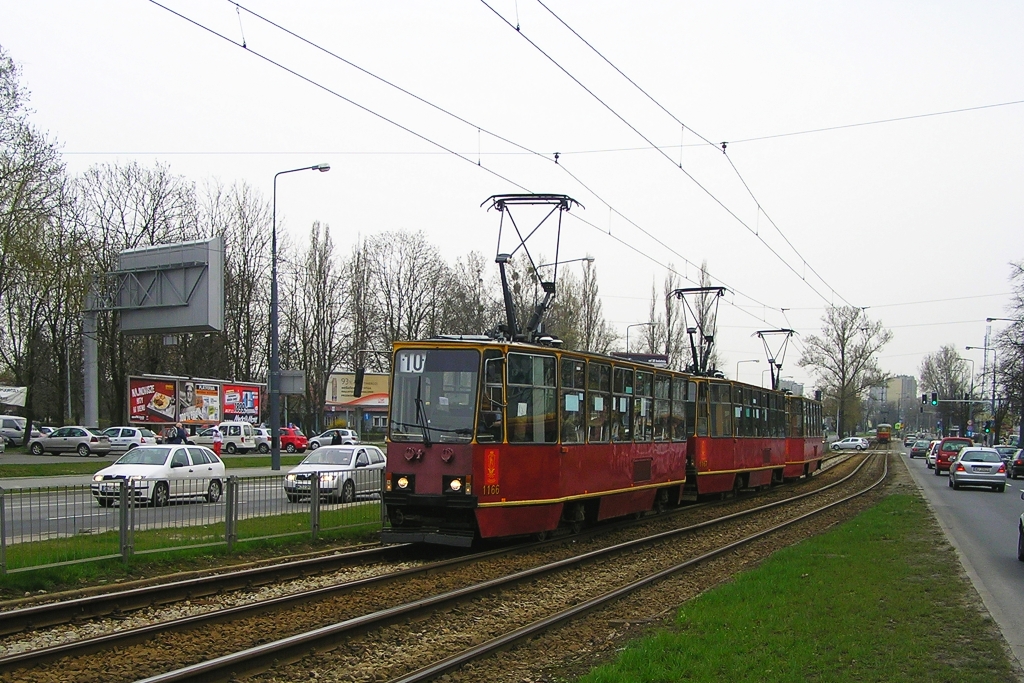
[579,494,1017,683]
[0,456,305,478]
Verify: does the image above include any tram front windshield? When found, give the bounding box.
[390,348,480,444]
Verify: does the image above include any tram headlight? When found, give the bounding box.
[449,478,462,492]
[397,476,410,490]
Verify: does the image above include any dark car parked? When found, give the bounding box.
[1008,449,1024,479]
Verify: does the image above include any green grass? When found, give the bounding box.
[579,494,1017,683]
[0,456,305,478]
[0,503,382,595]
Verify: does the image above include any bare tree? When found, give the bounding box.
[995,259,1024,445]
[799,306,892,437]
[919,345,973,437]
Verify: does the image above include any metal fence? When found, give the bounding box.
[0,470,385,574]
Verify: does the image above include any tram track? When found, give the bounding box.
[0,451,883,683]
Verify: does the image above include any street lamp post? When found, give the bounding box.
[270,163,330,470]
[735,359,760,382]
[625,322,655,353]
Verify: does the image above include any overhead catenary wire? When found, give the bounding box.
[534,0,854,309]
[479,0,843,309]
[147,2,821,343]
[154,0,793,333]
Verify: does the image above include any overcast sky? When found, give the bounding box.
[3,1,1021,395]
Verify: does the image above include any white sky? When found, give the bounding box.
[2,1,1022,394]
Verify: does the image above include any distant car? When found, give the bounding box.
[283,444,384,503]
[254,427,271,453]
[926,440,941,469]
[994,446,1018,463]
[308,428,359,450]
[934,437,973,475]
[904,434,918,447]
[29,426,112,456]
[909,440,931,458]
[1008,449,1024,479]
[37,425,56,436]
[831,437,869,451]
[103,426,159,452]
[91,444,225,507]
[948,447,1006,492]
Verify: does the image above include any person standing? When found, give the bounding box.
[211,426,223,457]
[175,422,188,445]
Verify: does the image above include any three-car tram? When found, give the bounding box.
[381,339,823,546]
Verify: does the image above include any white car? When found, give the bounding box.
[308,428,359,450]
[103,426,160,452]
[283,444,384,503]
[254,427,271,453]
[831,437,869,451]
[91,444,226,507]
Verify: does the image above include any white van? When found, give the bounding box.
[1,416,42,446]
[216,421,256,454]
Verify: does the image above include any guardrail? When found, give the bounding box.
[0,471,385,574]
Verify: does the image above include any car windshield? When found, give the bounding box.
[942,441,970,452]
[961,451,1000,463]
[914,440,929,447]
[114,447,169,465]
[301,448,354,466]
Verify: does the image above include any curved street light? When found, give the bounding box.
[270,163,330,470]
[625,322,655,353]
[735,358,760,382]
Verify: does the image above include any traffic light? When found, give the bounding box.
[930,392,938,406]
[353,367,365,398]
[921,394,927,404]
[984,420,992,434]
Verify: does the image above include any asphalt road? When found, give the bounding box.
[900,443,1024,667]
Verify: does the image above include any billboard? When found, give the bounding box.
[223,383,261,423]
[178,380,221,424]
[129,378,178,424]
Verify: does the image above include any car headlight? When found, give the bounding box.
[286,474,296,482]
[93,474,103,482]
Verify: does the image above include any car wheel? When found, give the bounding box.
[96,497,114,508]
[996,485,1006,493]
[127,442,137,450]
[856,444,864,451]
[30,442,44,455]
[1018,526,1024,562]
[206,480,223,503]
[286,493,300,503]
[341,479,356,504]
[152,482,169,507]
[948,475,954,488]
[225,442,237,454]
[309,441,319,450]
[934,466,941,476]
[286,443,296,453]
[951,477,960,490]
[258,443,270,453]
[77,444,90,457]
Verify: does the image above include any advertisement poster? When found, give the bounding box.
[129,377,178,423]
[222,383,261,423]
[178,381,221,424]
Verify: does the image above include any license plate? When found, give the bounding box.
[295,483,310,489]
[101,483,117,492]
[972,466,991,472]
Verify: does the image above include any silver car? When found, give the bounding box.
[284,444,384,503]
[948,447,1006,492]
[308,428,359,450]
[103,426,159,452]
[831,437,869,451]
[30,426,112,456]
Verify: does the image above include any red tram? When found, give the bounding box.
[381,339,824,546]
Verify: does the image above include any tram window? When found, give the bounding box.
[477,353,505,443]
[689,380,707,437]
[507,353,557,444]
[560,358,586,444]
[634,371,654,442]
[671,377,687,440]
[587,362,610,443]
[653,374,671,441]
[611,367,633,442]
[788,398,804,438]
[710,382,733,437]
